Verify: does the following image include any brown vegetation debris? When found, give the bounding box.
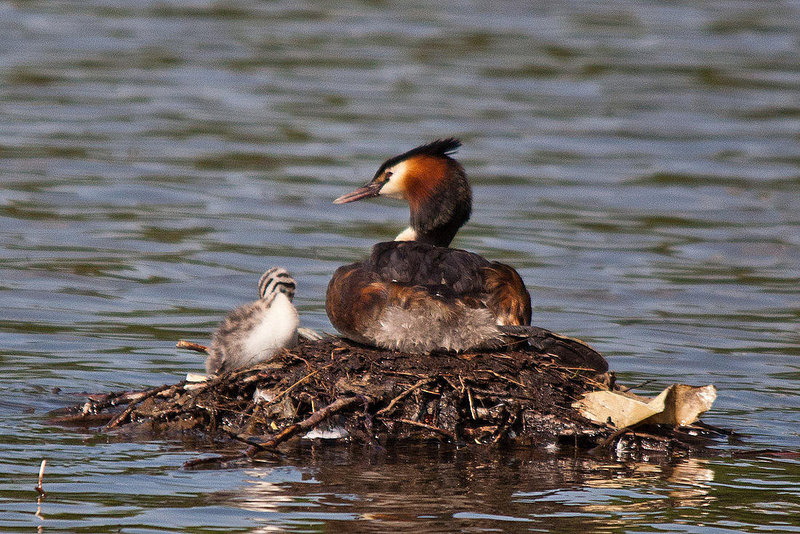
[49,337,728,460]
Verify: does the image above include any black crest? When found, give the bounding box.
[374,138,462,178]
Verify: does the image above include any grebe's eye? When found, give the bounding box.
[384,171,393,180]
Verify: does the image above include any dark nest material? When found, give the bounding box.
[51,337,730,465]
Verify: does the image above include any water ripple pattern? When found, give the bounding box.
[1,0,798,532]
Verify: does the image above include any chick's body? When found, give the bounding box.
[205,268,299,374]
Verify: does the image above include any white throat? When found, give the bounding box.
[394,226,417,242]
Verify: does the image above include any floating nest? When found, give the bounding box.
[51,336,730,465]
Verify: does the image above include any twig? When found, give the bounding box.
[221,427,284,451]
[619,379,655,393]
[52,388,152,420]
[491,408,513,444]
[693,420,738,437]
[285,351,310,368]
[34,459,46,497]
[476,369,525,388]
[48,412,116,427]
[375,378,433,417]
[86,389,147,405]
[104,383,178,430]
[176,340,209,354]
[576,373,614,392]
[591,426,636,451]
[392,418,456,440]
[467,387,477,420]
[383,370,425,378]
[440,375,461,392]
[183,451,252,469]
[249,396,365,451]
[467,387,536,401]
[270,364,333,404]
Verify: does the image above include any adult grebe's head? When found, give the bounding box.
[333,138,472,247]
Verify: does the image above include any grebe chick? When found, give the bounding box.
[205,267,299,374]
[326,138,531,353]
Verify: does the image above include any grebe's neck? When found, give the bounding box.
[403,172,471,247]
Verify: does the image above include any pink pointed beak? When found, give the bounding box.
[333,181,383,204]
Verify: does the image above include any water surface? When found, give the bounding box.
[1,0,799,531]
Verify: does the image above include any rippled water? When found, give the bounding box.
[1,0,799,531]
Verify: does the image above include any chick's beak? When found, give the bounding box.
[333,180,383,204]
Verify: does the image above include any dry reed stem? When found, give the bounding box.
[476,369,526,388]
[104,383,179,430]
[176,340,209,353]
[34,459,46,497]
[270,363,334,404]
[251,396,365,450]
[375,378,434,417]
[390,418,456,440]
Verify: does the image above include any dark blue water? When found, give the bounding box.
[1,0,799,531]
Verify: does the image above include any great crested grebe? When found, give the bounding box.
[205,267,299,374]
[325,139,607,372]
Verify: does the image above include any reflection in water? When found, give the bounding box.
[1,0,799,531]
[580,459,716,524]
[209,444,722,532]
[202,448,800,531]
[217,470,295,533]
